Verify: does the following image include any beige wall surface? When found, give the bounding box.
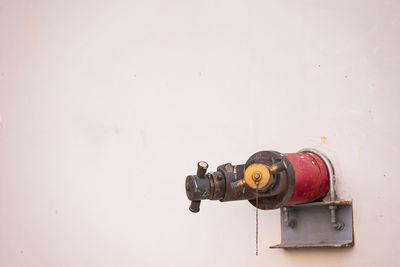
[1,0,399,266]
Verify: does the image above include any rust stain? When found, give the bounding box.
[320,136,328,144]
[270,242,354,249]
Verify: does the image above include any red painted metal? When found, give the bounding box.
[284,152,330,205]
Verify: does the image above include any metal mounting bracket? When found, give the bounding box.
[270,200,354,248]
[270,148,355,249]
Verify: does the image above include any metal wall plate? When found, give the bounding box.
[270,201,354,248]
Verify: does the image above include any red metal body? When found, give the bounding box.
[284,152,330,205]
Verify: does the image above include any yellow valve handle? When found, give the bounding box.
[244,163,270,190]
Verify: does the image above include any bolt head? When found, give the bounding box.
[252,171,262,181]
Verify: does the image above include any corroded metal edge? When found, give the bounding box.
[269,241,354,249]
[283,200,352,207]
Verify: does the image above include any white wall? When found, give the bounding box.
[1,0,399,266]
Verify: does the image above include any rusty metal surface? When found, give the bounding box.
[246,151,296,210]
[270,201,354,249]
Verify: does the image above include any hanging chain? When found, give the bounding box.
[251,171,262,256]
[255,181,259,256]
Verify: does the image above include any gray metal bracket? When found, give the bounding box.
[270,200,354,248]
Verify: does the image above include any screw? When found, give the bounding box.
[288,220,297,229]
[333,221,345,231]
[252,171,262,182]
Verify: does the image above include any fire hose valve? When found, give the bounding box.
[184,149,354,250]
